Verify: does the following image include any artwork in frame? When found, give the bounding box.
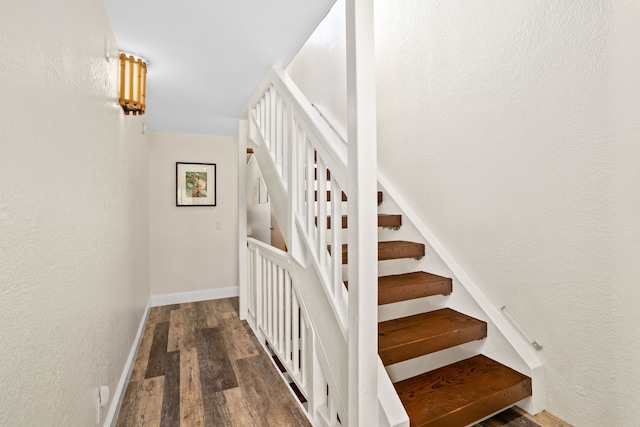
[176,162,216,206]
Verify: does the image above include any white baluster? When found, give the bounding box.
[247,247,254,318]
[317,157,328,272]
[282,100,290,185]
[294,122,305,218]
[265,259,273,338]
[270,260,276,340]
[305,140,315,238]
[277,265,284,353]
[300,316,308,387]
[292,294,300,374]
[261,97,266,136]
[264,92,269,146]
[330,178,343,298]
[275,91,284,178]
[284,270,292,369]
[269,85,276,154]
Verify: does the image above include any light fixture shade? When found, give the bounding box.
[119,53,147,115]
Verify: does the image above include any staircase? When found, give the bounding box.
[243,66,541,427]
[320,178,532,426]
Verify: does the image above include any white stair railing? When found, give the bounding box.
[249,67,350,329]
[247,238,311,396]
[244,67,408,426]
[247,238,345,426]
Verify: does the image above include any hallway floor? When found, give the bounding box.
[115,298,311,426]
[115,297,568,426]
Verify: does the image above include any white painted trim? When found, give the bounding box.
[377,360,410,427]
[149,286,240,307]
[346,0,380,424]
[104,302,151,427]
[238,118,249,321]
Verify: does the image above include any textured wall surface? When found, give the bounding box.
[0,0,150,425]
[149,132,239,295]
[288,0,640,425]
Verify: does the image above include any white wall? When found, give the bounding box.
[288,1,640,425]
[0,0,149,425]
[246,155,271,245]
[149,132,239,296]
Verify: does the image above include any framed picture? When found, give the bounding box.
[176,162,216,206]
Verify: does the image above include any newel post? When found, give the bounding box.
[346,0,378,425]
[238,118,249,321]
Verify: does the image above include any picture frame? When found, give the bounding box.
[176,162,216,206]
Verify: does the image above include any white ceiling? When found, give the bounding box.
[103,0,336,136]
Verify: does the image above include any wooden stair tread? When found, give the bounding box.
[377,241,425,261]
[378,272,452,305]
[394,355,532,427]
[314,190,383,204]
[329,241,425,264]
[317,214,402,229]
[379,309,487,365]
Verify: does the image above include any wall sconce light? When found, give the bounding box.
[119,53,147,115]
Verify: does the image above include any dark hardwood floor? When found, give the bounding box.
[116,297,569,427]
[116,298,311,426]
[474,406,572,427]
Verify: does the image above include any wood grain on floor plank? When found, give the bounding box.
[475,408,539,426]
[135,377,164,427]
[167,308,186,353]
[179,347,205,427]
[195,327,238,394]
[130,322,155,383]
[193,301,219,329]
[205,387,259,427]
[518,408,574,427]
[145,321,169,379]
[115,381,140,427]
[233,355,311,426]
[147,305,175,325]
[219,315,259,360]
[160,351,180,427]
[472,407,574,427]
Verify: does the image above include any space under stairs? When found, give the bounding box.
[242,66,540,427]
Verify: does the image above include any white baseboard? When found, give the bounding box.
[149,286,240,307]
[103,302,151,427]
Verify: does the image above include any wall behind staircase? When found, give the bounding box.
[245,155,271,245]
[287,0,640,425]
[149,132,239,296]
[0,0,149,425]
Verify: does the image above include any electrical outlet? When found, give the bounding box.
[216,220,222,230]
[97,385,109,424]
